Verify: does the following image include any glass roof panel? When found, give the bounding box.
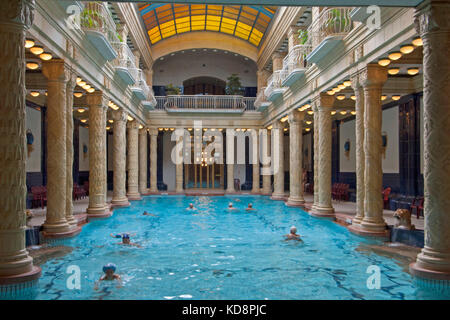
[138,3,277,47]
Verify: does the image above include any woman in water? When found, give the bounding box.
[110,233,141,247]
[94,263,122,290]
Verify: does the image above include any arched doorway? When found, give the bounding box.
[183,76,226,95]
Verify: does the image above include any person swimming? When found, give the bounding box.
[228,202,238,211]
[94,263,122,290]
[143,211,157,217]
[246,203,255,211]
[187,203,196,210]
[284,226,302,241]
[110,233,141,247]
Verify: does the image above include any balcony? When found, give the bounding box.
[280,44,312,87]
[111,42,137,85]
[306,7,352,64]
[81,2,119,61]
[130,68,148,101]
[142,88,157,110]
[264,71,287,102]
[157,95,255,114]
[254,87,271,112]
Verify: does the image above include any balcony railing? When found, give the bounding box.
[243,97,257,111]
[254,87,270,111]
[308,7,352,48]
[81,2,119,60]
[280,44,312,86]
[153,95,256,113]
[111,41,136,85]
[264,70,286,101]
[130,68,150,101]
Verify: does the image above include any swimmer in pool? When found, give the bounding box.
[246,203,255,211]
[143,211,157,217]
[187,203,196,210]
[111,233,141,247]
[284,226,302,241]
[94,263,122,290]
[235,199,241,202]
[228,202,238,211]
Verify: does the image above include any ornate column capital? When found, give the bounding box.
[148,127,159,136]
[288,109,305,124]
[86,91,107,109]
[127,120,140,130]
[414,0,450,36]
[139,127,147,135]
[360,64,387,88]
[111,109,127,123]
[313,92,335,111]
[42,59,68,82]
[350,71,364,91]
[272,119,284,130]
[0,0,34,31]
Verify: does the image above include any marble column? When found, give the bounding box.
[310,93,335,217]
[257,69,270,94]
[86,92,111,217]
[287,110,305,206]
[175,129,184,193]
[149,128,158,193]
[0,0,41,290]
[271,121,285,200]
[127,121,141,200]
[287,25,301,52]
[65,69,77,227]
[351,73,365,225]
[272,52,286,72]
[251,129,260,194]
[261,128,272,195]
[42,60,79,237]
[139,127,148,195]
[350,64,388,234]
[111,109,129,207]
[226,129,235,193]
[410,0,450,282]
[312,104,320,210]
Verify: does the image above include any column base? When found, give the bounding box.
[409,247,450,284]
[111,198,130,208]
[309,206,335,218]
[126,193,142,201]
[225,189,236,194]
[286,197,305,207]
[87,206,113,219]
[410,262,450,288]
[271,193,286,201]
[251,189,260,194]
[42,221,74,235]
[0,265,41,299]
[41,225,82,239]
[347,223,390,239]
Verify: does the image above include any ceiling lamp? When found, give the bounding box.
[327,90,335,95]
[351,111,357,115]
[305,128,311,132]
[267,125,273,130]
[334,87,341,93]
[400,45,414,54]
[350,95,356,101]
[381,95,387,101]
[26,62,39,70]
[188,128,192,131]
[283,128,288,132]
[336,94,346,100]
[78,108,86,113]
[139,125,144,129]
[106,126,111,130]
[30,46,44,55]
[158,128,163,131]
[307,110,314,115]
[127,116,134,121]
[378,58,391,67]
[340,110,348,115]
[331,110,337,115]
[343,80,352,87]
[87,88,95,93]
[412,37,423,46]
[388,67,400,75]
[81,119,87,123]
[39,52,53,61]
[82,84,91,90]
[25,38,35,48]
[392,95,401,101]
[30,91,40,97]
[76,77,82,83]
[305,120,312,125]
[407,67,419,75]
[280,115,289,122]
[164,128,169,131]
[74,92,83,98]
[78,81,86,87]
[108,119,114,123]
[388,52,402,61]
[338,84,346,90]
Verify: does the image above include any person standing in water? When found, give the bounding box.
[94,263,122,290]
[246,203,255,211]
[284,226,302,241]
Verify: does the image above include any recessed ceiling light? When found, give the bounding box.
[25,38,35,48]
[388,67,400,75]
[378,58,391,67]
[400,45,414,54]
[39,52,53,61]
[407,67,419,75]
[412,37,423,46]
[388,52,402,61]
[30,46,44,55]
[392,95,401,101]
[26,62,39,70]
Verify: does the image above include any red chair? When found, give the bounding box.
[382,187,391,209]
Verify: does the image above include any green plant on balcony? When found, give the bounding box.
[324,9,349,36]
[80,4,105,30]
[165,84,180,95]
[298,29,308,45]
[225,74,243,95]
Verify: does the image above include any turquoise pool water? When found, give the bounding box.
[34,196,446,300]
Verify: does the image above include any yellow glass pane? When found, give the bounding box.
[207,15,221,22]
[177,27,190,33]
[236,22,251,31]
[206,25,220,31]
[176,16,190,24]
[191,15,205,21]
[235,32,249,40]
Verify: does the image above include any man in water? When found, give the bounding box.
[246,203,255,211]
[94,263,122,290]
[187,203,196,210]
[284,226,302,241]
[228,202,238,211]
[143,211,157,217]
[110,233,141,247]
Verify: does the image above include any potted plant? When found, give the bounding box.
[298,29,308,45]
[225,74,243,96]
[325,8,349,36]
[165,84,180,95]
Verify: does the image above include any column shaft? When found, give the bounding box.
[0,0,41,288]
[271,121,285,200]
[226,129,235,193]
[312,106,319,208]
[139,128,148,195]
[65,71,77,226]
[127,121,141,200]
[251,129,260,193]
[111,110,129,206]
[86,92,111,217]
[287,110,305,206]
[261,129,272,194]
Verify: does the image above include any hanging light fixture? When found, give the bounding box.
[378,58,391,67]
[78,81,86,87]
[29,46,44,55]
[39,52,53,61]
[388,52,402,61]
[407,67,419,75]
[336,94,346,100]
[340,110,348,115]
[26,61,39,70]
[305,120,312,125]
[412,37,423,46]
[400,45,414,54]
[25,38,35,48]
[139,125,144,129]
[81,119,87,123]
[388,67,400,75]
[351,111,357,115]
[108,119,114,123]
[106,126,111,130]
[338,83,346,90]
[327,90,335,95]
[82,84,91,90]
[305,128,311,132]
[307,110,314,115]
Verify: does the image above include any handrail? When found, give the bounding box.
[280,44,312,82]
[164,95,247,110]
[254,87,269,108]
[264,70,283,98]
[111,41,136,70]
[81,2,120,44]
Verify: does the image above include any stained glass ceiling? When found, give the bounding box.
[138,3,277,47]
